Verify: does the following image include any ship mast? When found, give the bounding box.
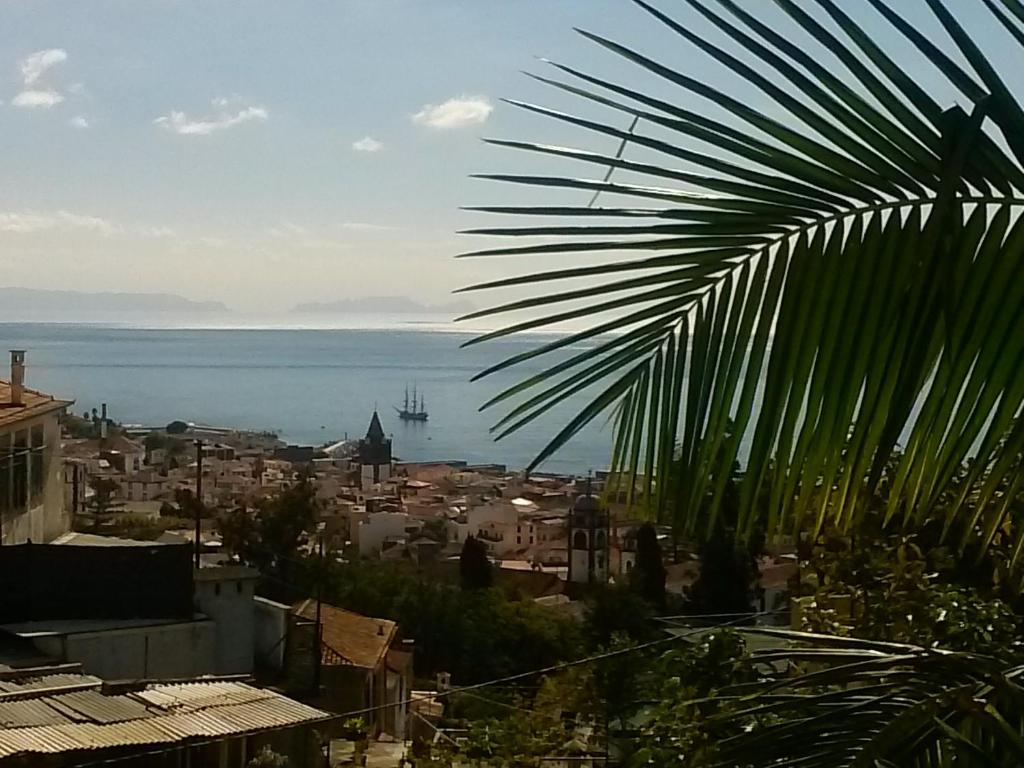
[404,385,409,413]
[420,393,425,415]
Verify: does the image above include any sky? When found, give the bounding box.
[0,0,1018,318]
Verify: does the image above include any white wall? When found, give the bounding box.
[34,620,217,679]
[360,462,392,490]
[357,511,409,557]
[254,596,291,672]
[194,566,259,675]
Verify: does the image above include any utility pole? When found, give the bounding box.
[312,523,326,696]
[194,439,204,569]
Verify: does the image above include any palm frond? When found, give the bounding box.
[463,0,1024,555]
[708,629,1024,767]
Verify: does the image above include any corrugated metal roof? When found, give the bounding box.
[0,680,333,759]
[50,690,152,724]
[0,699,66,728]
[0,673,101,694]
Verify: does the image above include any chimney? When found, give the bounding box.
[100,403,108,441]
[9,350,25,407]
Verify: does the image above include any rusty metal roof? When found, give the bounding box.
[0,680,333,759]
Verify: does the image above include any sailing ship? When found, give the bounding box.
[395,385,428,422]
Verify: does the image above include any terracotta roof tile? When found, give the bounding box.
[294,600,396,670]
[0,380,72,431]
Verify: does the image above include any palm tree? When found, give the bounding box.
[461,0,1024,563]
[709,629,1024,767]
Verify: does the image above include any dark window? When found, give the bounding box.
[29,425,45,499]
[236,582,243,595]
[572,531,587,549]
[214,583,221,596]
[9,430,28,514]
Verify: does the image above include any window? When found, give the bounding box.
[214,583,221,596]
[29,425,45,499]
[572,531,587,549]
[517,536,521,545]
[236,582,243,595]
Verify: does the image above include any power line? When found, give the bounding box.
[337,611,777,721]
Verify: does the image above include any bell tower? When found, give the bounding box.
[567,481,609,584]
[358,411,392,489]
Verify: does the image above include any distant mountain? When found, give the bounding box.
[0,287,228,313]
[291,296,475,315]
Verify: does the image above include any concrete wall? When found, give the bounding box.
[254,596,291,672]
[357,511,409,557]
[34,620,217,679]
[193,566,258,675]
[360,461,392,490]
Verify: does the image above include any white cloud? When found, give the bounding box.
[19,48,66,86]
[137,226,176,238]
[154,99,268,136]
[13,49,68,109]
[0,210,119,236]
[69,115,89,129]
[12,90,63,108]
[352,136,383,152]
[339,221,394,232]
[412,96,492,129]
[267,221,308,238]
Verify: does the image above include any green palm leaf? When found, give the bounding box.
[707,629,1024,768]
[463,0,1024,554]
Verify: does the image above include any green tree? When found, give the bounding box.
[630,523,665,607]
[220,477,318,587]
[81,476,123,533]
[165,420,188,435]
[462,1,1024,762]
[459,535,493,590]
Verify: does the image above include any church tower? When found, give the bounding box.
[567,484,609,584]
[358,411,392,489]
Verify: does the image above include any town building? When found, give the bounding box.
[0,351,73,545]
[357,412,392,489]
[568,490,610,584]
[290,600,412,739]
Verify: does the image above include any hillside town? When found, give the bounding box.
[0,349,800,766]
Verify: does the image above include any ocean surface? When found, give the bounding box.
[0,322,614,474]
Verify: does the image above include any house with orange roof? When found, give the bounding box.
[0,351,73,544]
[290,600,412,740]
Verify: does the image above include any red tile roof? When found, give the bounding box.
[0,381,72,430]
[294,600,396,671]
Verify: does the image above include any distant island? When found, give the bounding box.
[291,296,474,315]
[0,287,228,313]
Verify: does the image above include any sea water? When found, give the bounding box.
[0,322,615,474]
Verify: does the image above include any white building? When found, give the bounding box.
[0,351,72,544]
[356,510,420,557]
